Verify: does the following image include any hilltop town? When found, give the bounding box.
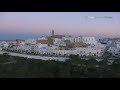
[0,30,120,63]
[1,30,120,78]
[0,30,105,57]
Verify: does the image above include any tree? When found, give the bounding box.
[69,54,79,60]
[87,56,98,67]
[98,59,108,67]
[114,58,120,64]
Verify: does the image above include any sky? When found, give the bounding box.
[0,12,120,40]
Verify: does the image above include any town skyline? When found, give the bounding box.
[0,12,120,40]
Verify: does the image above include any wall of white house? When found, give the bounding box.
[36,47,103,57]
[25,39,36,44]
[108,47,120,55]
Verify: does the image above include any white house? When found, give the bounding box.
[82,37,97,45]
[38,37,47,40]
[1,41,9,49]
[53,38,66,46]
[62,36,97,45]
[31,44,48,54]
[75,47,104,57]
[108,47,120,56]
[36,45,104,57]
[62,36,82,43]
[107,41,120,56]
[25,39,36,44]
[116,42,120,48]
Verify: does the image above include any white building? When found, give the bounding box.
[15,45,32,53]
[107,40,112,45]
[116,42,120,48]
[17,36,104,57]
[38,37,47,40]
[63,36,97,45]
[20,41,25,45]
[75,47,104,57]
[25,39,36,44]
[1,41,9,49]
[53,38,66,46]
[82,37,97,45]
[53,50,72,56]
[108,46,120,56]
[36,45,104,57]
[107,41,120,56]
[62,36,82,43]
[31,44,48,54]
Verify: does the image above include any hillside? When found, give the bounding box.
[0,54,120,78]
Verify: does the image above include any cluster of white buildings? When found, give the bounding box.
[0,30,106,57]
[107,41,120,56]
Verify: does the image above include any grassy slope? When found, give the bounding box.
[0,54,120,78]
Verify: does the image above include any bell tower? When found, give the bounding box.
[52,29,54,36]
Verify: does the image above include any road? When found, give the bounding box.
[0,51,69,61]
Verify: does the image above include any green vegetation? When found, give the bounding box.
[0,54,120,78]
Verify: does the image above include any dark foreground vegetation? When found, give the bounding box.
[0,54,120,78]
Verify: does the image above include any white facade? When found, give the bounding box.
[20,41,25,45]
[25,39,36,44]
[53,38,61,44]
[82,37,97,45]
[38,37,47,40]
[17,45,32,52]
[1,41,9,49]
[75,47,104,57]
[31,44,48,53]
[53,38,66,46]
[108,41,120,56]
[108,47,120,55]
[62,36,82,43]
[36,46,104,57]
[89,43,106,49]
[62,36,97,45]
[38,48,72,56]
[116,42,120,48]
[107,41,112,45]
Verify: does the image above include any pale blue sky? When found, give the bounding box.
[0,12,120,40]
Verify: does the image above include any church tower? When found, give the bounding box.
[52,29,54,36]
